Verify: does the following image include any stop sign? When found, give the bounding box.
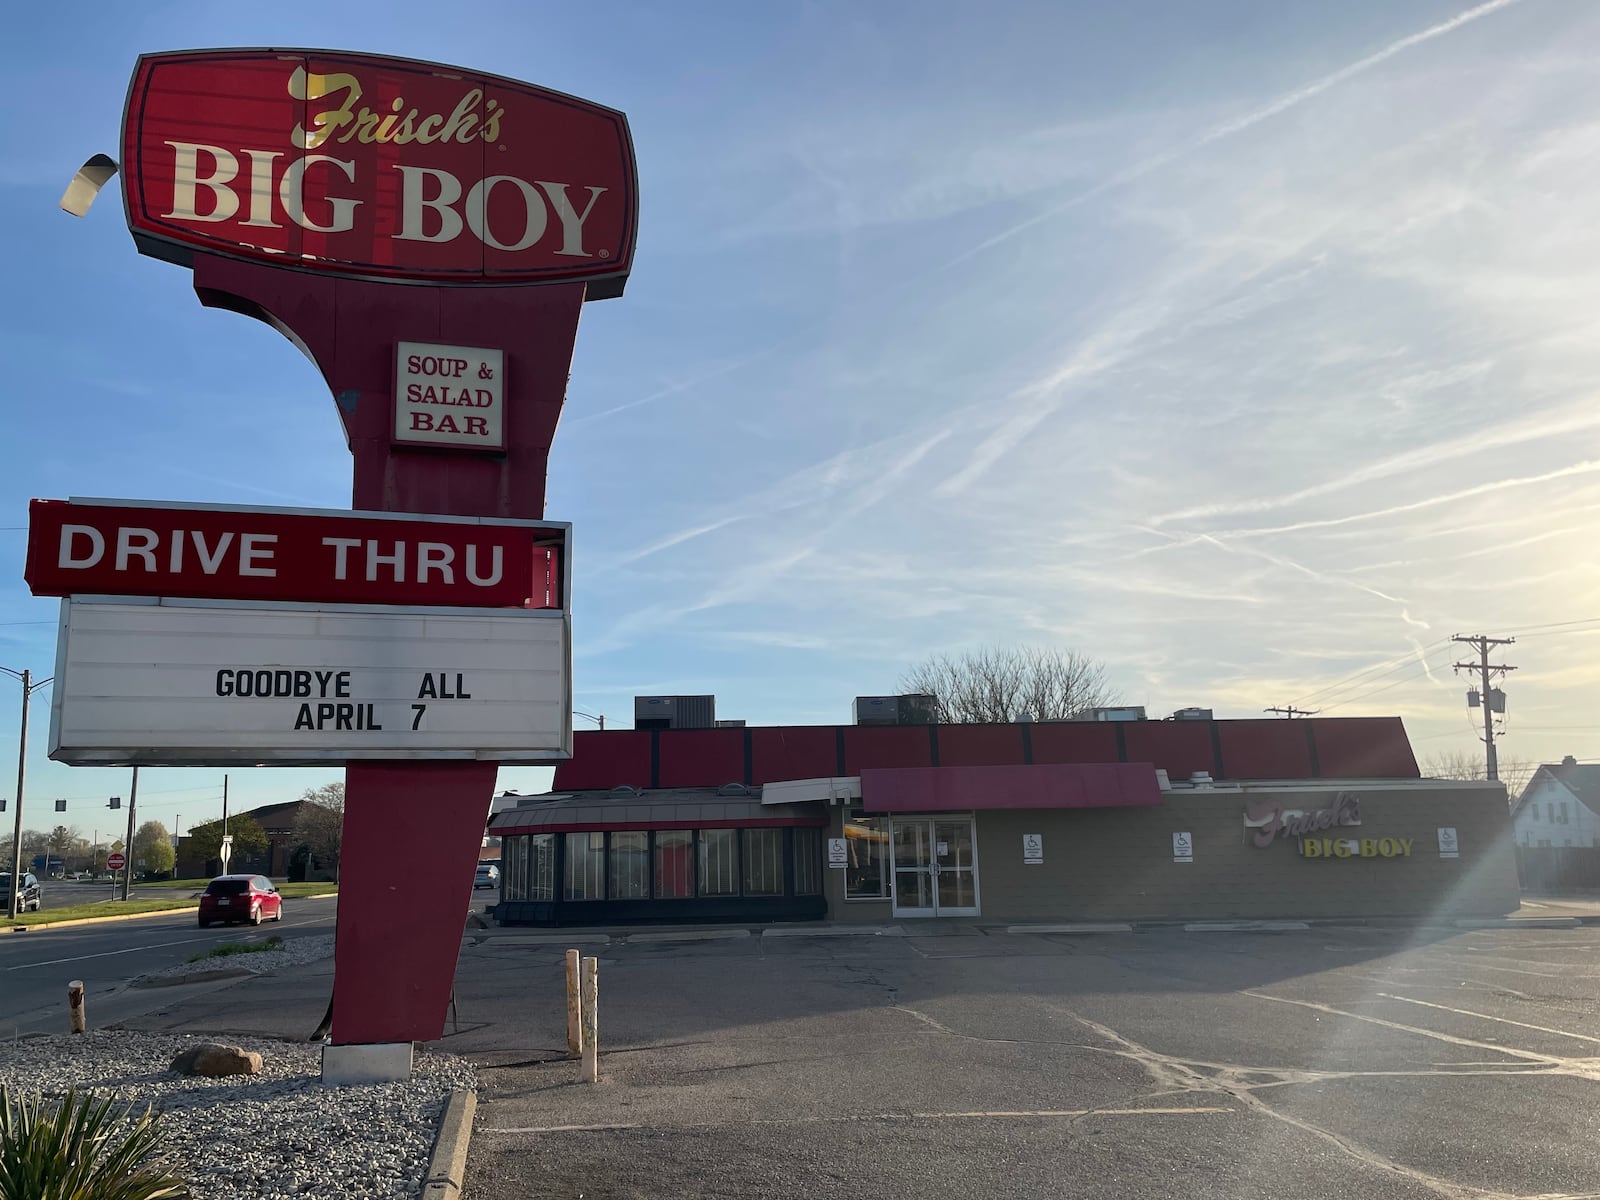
[106,852,126,872]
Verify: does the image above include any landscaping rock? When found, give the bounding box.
[170,1042,263,1077]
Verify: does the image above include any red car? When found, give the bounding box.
[197,875,284,927]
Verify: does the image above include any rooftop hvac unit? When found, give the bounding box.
[1091,706,1147,723]
[854,694,936,726]
[1171,707,1213,721]
[634,695,717,730]
[715,719,746,728]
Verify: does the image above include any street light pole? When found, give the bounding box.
[3,667,52,921]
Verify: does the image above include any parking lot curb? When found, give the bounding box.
[422,1088,476,1199]
[1182,921,1311,932]
[1454,917,1583,929]
[629,928,751,942]
[762,925,908,938]
[1007,923,1134,934]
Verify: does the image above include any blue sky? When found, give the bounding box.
[3,0,1598,834]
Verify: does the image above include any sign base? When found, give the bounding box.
[322,1041,413,1085]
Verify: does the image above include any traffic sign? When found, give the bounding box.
[106,852,126,872]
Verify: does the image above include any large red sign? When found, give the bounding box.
[25,500,565,609]
[121,49,637,296]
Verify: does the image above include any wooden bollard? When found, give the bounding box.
[565,949,583,1058]
[580,956,598,1084]
[67,980,85,1034]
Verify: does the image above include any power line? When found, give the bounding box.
[1315,644,1457,714]
[1289,638,1449,709]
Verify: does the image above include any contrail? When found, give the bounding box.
[578,0,1525,426]
[941,0,1527,272]
[1220,459,1600,540]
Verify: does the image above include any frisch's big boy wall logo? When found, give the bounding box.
[121,49,638,295]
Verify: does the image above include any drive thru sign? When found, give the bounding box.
[33,47,639,1078]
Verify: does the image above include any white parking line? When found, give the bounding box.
[483,1107,1232,1134]
[1376,993,1600,1046]
[1241,991,1551,1063]
[3,918,329,971]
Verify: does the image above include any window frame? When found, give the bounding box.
[843,811,890,900]
[697,828,740,898]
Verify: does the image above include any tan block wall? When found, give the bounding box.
[972,783,1519,921]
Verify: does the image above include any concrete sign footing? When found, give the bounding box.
[322,1041,413,1085]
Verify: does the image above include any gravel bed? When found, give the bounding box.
[0,1030,473,1199]
[141,934,336,981]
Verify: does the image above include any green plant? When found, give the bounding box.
[0,1085,188,1199]
[184,935,284,964]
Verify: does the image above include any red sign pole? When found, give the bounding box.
[191,253,585,1045]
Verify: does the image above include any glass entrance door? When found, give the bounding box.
[891,817,980,917]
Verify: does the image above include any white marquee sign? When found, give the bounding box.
[49,598,570,765]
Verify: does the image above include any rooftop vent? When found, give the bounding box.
[609,784,643,799]
[1188,771,1214,790]
[634,695,716,730]
[854,694,936,726]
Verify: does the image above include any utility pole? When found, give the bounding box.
[3,668,51,921]
[121,766,139,901]
[1264,705,1319,718]
[1451,633,1517,782]
[220,773,230,874]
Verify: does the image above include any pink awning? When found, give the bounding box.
[860,762,1163,813]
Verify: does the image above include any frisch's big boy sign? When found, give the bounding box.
[122,49,637,295]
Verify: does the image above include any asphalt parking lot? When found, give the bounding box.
[457,922,1600,1199]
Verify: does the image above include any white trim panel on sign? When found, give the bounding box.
[49,597,572,765]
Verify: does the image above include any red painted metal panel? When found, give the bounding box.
[1026,721,1120,764]
[24,499,562,608]
[552,730,651,791]
[337,760,496,1043]
[123,50,636,296]
[188,254,591,1047]
[658,728,746,788]
[1122,721,1216,781]
[1307,717,1420,779]
[936,723,1026,767]
[842,725,933,776]
[751,725,839,784]
[861,763,1162,813]
[1217,720,1314,780]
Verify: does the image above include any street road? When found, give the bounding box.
[0,899,337,1034]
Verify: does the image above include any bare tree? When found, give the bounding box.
[293,782,345,879]
[897,646,1118,724]
[1421,749,1535,802]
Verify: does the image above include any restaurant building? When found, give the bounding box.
[488,700,1519,926]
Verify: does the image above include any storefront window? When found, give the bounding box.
[502,836,527,902]
[564,832,605,900]
[608,831,648,899]
[793,828,822,896]
[845,814,888,898]
[742,828,784,896]
[698,829,739,896]
[526,834,555,901]
[654,830,694,898]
